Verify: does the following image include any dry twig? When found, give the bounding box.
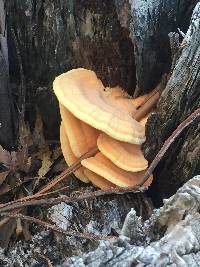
[34,252,53,267]
[0,147,98,209]
[140,107,200,184]
[34,253,54,267]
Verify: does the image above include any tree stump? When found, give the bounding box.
[0,0,200,265]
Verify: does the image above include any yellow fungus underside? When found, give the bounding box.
[97,133,148,172]
[81,152,152,188]
[83,169,116,189]
[60,104,99,158]
[60,122,89,183]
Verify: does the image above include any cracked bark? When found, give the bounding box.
[144,2,200,203]
[0,0,15,149]
[129,0,199,95]
[62,176,200,266]
[0,2,200,264]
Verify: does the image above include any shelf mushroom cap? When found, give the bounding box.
[131,94,148,109]
[104,86,130,98]
[104,86,137,115]
[81,152,152,188]
[53,68,145,145]
[60,122,89,183]
[83,169,116,189]
[60,104,99,158]
[139,114,149,127]
[97,133,148,172]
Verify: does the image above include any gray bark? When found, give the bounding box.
[0,0,8,67]
[2,175,200,266]
[61,176,200,266]
[129,0,199,95]
[0,2,199,264]
[0,189,151,265]
[144,2,200,202]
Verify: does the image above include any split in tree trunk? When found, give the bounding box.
[144,2,200,203]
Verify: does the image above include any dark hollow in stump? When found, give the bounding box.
[0,52,15,150]
[5,0,136,143]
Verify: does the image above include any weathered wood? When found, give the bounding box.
[0,53,15,150]
[0,0,8,67]
[0,1,199,265]
[50,170,200,265]
[54,176,200,266]
[129,0,199,95]
[0,0,15,150]
[144,2,200,202]
[1,172,200,265]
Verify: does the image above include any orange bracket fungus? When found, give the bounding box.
[53,68,145,144]
[54,68,156,189]
[83,169,116,189]
[60,122,89,183]
[60,104,99,158]
[97,133,148,172]
[81,152,152,188]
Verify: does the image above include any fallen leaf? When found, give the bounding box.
[16,218,23,236]
[0,183,11,196]
[22,221,32,241]
[32,109,46,149]
[0,145,11,168]
[11,147,28,172]
[38,149,53,177]
[0,171,9,186]
[0,144,28,172]
[0,218,16,248]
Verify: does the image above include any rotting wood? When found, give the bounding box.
[0,0,15,149]
[3,0,198,148]
[63,175,200,266]
[0,1,199,264]
[0,51,15,149]
[144,2,200,202]
[2,176,200,265]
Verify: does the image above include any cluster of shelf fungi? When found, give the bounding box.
[54,68,155,190]
[0,0,200,265]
